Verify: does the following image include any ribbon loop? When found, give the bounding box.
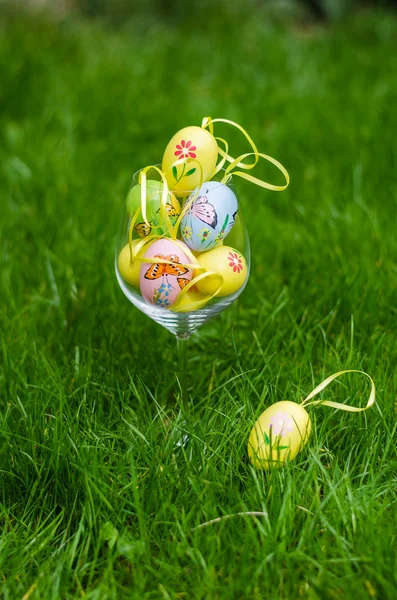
[138,165,170,229]
[202,116,289,192]
[212,136,229,177]
[172,270,224,312]
[128,231,161,264]
[301,370,376,412]
[202,116,259,170]
[222,152,290,192]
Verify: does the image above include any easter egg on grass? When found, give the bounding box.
[139,238,193,308]
[180,181,238,252]
[195,245,248,297]
[118,240,146,287]
[248,401,312,470]
[162,126,219,196]
[126,180,180,238]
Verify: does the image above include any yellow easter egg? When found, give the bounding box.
[248,401,311,469]
[174,287,211,312]
[117,241,145,287]
[162,126,218,196]
[194,245,248,297]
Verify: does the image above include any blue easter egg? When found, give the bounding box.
[180,181,238,252]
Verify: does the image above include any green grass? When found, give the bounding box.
[1,5,397,599]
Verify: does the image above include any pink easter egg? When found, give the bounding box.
[139,239,193,308]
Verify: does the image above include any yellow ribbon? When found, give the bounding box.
[212,136,229,177]
[171,270,224,312]
[201,116,289,191]
[138,165,170,229]
[300,370,376,412]
[222,152,290,191]
[128,231,161,265]
[201,116,259,170]
[128,205,143,262]
[127,166,174,255]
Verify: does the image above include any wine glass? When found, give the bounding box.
[115,167,250,408]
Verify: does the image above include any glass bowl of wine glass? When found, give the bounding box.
[115,168,250,340]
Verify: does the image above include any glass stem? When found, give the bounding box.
[176,333,190,409]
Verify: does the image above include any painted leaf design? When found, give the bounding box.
[172,166,178,180]
[275,445,289,451]
[185,168,196,177]
[221,214,229,231]
[264,432,270,445]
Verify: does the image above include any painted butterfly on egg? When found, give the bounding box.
[144,253,190,290]
[180,181,239,252]
[135,221,153,237]
[139,239,194,308]
[185,192,218,229]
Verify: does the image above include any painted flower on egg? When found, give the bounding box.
[162,126,219,195]
[158,283,171,297]
[199,228,211,244]
[174,140,197,159]
[269,412,294,437]
[182,225,193,240]
[228,251,243,273]
[152,281,173,307]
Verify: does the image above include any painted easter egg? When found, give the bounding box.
[248,401,312,470]
[139,239,193,308]
[162,126,219,196]
[180,182,238,252]
[195,245,248,297]
[117,240,147,287]
[126,180,181,238]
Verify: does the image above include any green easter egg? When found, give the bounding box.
[126,180,181,238]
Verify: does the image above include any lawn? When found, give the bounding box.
[1,4,397,599]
